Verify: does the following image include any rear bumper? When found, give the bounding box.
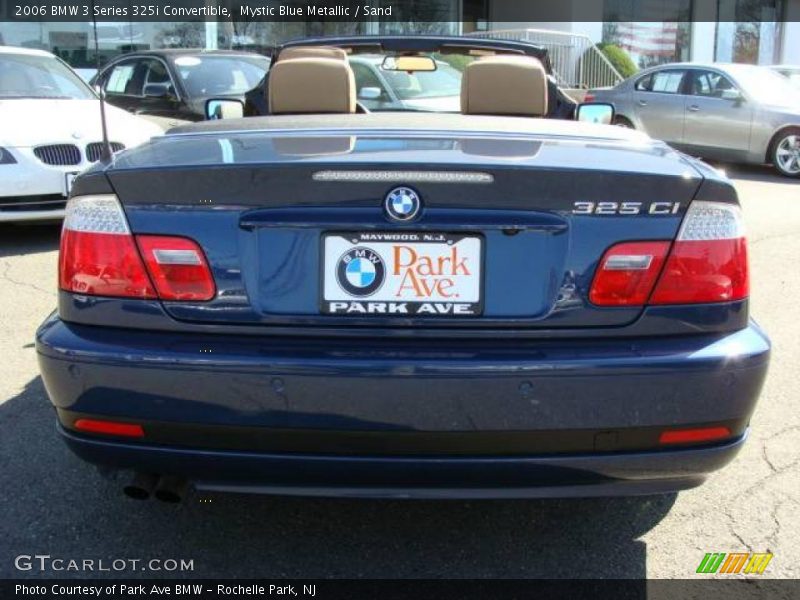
[59,423,747,498]
[36,316,770,497]
[0,207,65,222]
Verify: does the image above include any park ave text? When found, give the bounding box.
[16,584,316,597]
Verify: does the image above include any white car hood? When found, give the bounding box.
[0,99,163,148]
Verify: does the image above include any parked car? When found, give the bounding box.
[90,49,269,126]
[37,36,768,503]
[349,54,461,112]
[0,46,162,223]
[589,62,800,177]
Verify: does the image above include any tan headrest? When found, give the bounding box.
[269,58,356,114]
[278,46,348,61]
[461,55,548,117]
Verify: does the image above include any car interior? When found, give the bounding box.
[267,46,550,118]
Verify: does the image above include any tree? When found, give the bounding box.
[596,43,638,79]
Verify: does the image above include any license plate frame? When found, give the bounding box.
[64,172,79,196]
[321,231,484,317]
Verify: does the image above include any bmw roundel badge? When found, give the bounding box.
[336,247,386,297]
[384,186,421,222]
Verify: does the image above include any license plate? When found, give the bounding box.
[64,172,79,196]
[322,232,483,316]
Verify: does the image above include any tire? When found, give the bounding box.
[613,116,635,129]
[770,128,800,178]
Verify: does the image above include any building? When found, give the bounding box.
[0,0,797,73]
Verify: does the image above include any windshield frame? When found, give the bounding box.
[0,52,98,100]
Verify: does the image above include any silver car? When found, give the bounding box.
[590,63,800,177]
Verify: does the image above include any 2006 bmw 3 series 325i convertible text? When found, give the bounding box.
[36,37,770,502]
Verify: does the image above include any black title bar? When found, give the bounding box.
[4,0,794,23]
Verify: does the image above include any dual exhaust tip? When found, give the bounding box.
[123,473,189,503]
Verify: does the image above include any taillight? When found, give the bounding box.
[584,92,596,102]
[589,201,748,307]
[60,195,215,302]
[650,201,748,304]
[589,241,670,306]
[60,195,156,298]
[136,235,215,301]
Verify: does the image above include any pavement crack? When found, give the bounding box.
[1,261,56,298]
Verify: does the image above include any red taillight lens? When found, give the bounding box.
[136,235,215,301]
[59,195,156,298]
[589,241,670,306]
[589,201,748,308]
[59,195,215,302]
[74,418,145,438]
[584,92,596,102]
[650,201,748,304]
[659,426,731,445]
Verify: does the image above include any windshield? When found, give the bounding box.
[173,55,269,97]
[381,62,463,100]
[0,53,96,100]
[729,65,800,104]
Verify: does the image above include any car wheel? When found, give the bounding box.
[613,116,635,129]
[771,128,800,178]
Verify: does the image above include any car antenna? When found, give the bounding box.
[90,0,113,162]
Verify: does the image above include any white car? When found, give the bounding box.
[0,46,163,222]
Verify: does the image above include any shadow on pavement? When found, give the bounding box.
[0,223,61,259]
[1,376,677,579]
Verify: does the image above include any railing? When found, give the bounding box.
[466,28,623,89]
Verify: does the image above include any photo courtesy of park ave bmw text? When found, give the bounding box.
[0,0,799,595]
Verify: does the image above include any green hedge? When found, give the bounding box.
[596,43,638,79]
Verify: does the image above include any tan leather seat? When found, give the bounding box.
[461,55,548,117]
[269,57,356,114]
[278,46,348,61]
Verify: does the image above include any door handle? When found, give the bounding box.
[637,100,647,106]
[688,105,700,112]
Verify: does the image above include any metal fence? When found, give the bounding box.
[466,28,623,89]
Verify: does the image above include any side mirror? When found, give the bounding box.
[575,102,615,125]
[358,87,382,100]
[143,83,171,99]
[205,98,245,120]
[720,88,743,102]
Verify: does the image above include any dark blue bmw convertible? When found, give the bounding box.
[36,37,770,502]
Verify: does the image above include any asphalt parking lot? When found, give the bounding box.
[0,164,798,579]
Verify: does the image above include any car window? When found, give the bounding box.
[0,53,95,99]
[649,70,687,94]
[634,74,653,92]
[103,59,139,95]
[173,55,269,97]
[689,70,737,98]
[143,59,171,87]
[350,62,386,96]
